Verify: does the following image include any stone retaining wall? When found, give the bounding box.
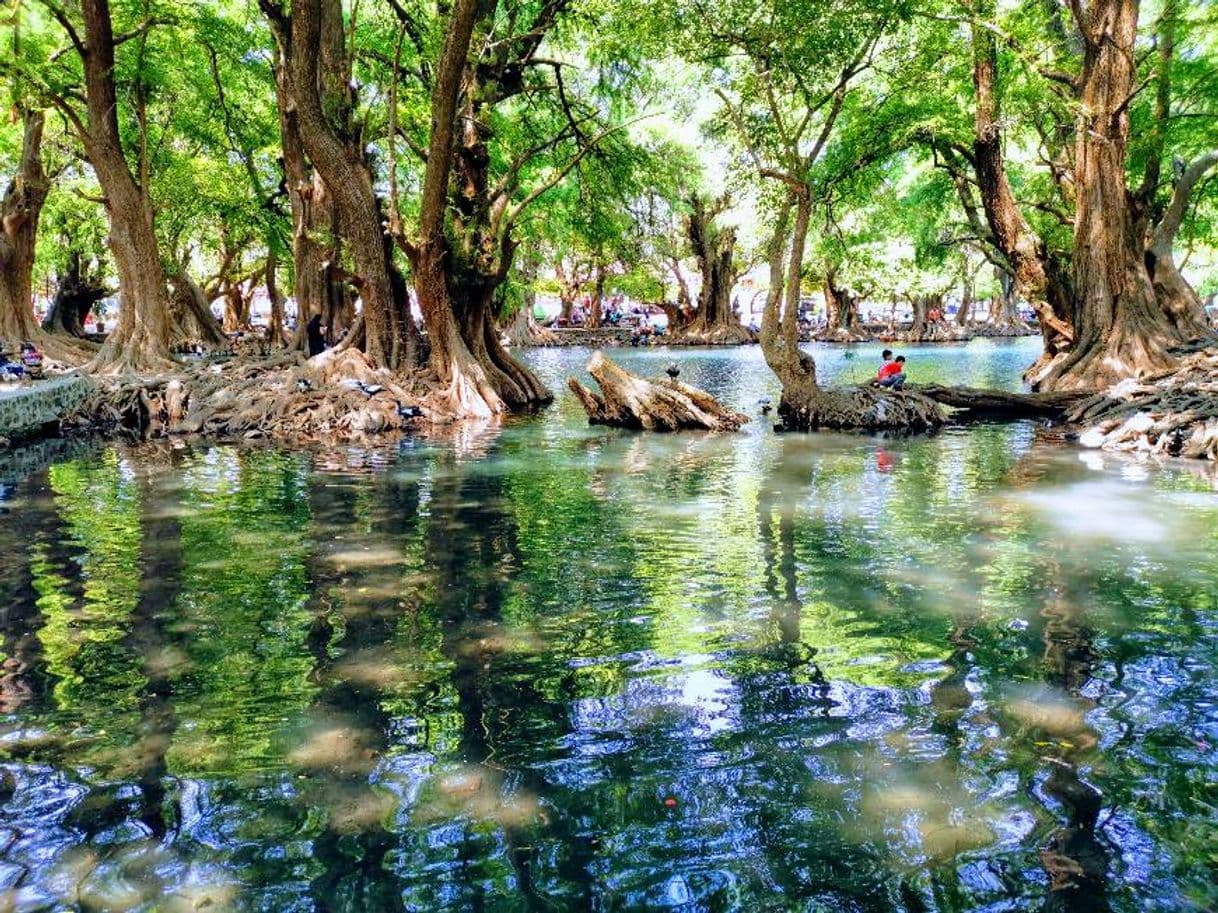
[545,328,636,347]
[0,375,93,443]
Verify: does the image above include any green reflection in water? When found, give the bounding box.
[0,343,1215,912]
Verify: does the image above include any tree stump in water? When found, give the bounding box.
[777,384,945,432]
[568,351,749,431]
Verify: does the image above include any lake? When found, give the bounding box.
[0,338,1215,912]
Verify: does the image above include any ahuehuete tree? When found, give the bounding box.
[922,0,1218,390]
[387,0,645,417]
[680,192,751,344]
[0,109,49,349]
[261,0,419,370]
[661,0,949,423]
[29,0,178,371]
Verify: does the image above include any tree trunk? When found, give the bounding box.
[956,268,973,326]
[683,194,748,343]
[761,193,818,398]
[167,267,227,349]
[822,267,863,338]
[266,245,286,346]
[43,252,108,337]
[272,42,345,353]
[271,0,417,369]
[1147,151,1218,339]
[79,0,173,371]
[590,262,606,327]
[0,110,50,349]
[971,4,1074,370]
[506,306,557,347]
[555,260,582,322]
[405,0,550,417]
[1041,0,1182,391]
[909,294,931,340]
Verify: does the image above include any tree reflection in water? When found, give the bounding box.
[0,386,1215,911]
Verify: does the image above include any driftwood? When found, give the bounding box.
[568,351,749,431]
[915,384,1090,420]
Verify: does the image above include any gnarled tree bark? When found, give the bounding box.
[264,0,418,370]
[75,0,174,371]
[677,193,752,344]
[971,4,1073,375]
[0,110,50,349]
[401,0,550,418]
[1040,0,1183,391]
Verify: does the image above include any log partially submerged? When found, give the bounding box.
[914,384,1090,420]
[568,351,748,431]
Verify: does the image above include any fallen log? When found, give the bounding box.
[914,384,1091,420]
[568,351,748,431]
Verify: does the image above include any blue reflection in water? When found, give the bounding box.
[0,340,1215,912]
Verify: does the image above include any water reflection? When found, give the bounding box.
[0,343,1215,911]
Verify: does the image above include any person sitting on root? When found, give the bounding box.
[876,355,907,390]
[876,349,894,380]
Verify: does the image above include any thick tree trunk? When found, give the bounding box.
[506,306,557,347]
[43,252,108,337]
[266,246,286,346]
[971,5,1073,372]
[167,268,227,349]
[0,110,49,349]
[555,261,584,322]
[822,267,865,339]
[1147,151,1218,339]
[272,43,345,353]
[909,294,932,340]
[988,270,1025,328]
[1041,0,1182,391]
[681,194,749,343]
[405,0,549,417]
[272,0,417,369]
[80,0,173,371]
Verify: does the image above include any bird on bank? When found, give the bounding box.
[665,363,680,379]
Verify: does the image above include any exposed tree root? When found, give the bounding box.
[776,384,945,432]
[666,322,756,346]
[568,351,749,431]
[1063,342,1218,461]
[813,325,872,344]
[62,349,434,443]
[890,322,1036,344]
[505,309,558,347]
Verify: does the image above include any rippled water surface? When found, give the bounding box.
[1,339,1216,912]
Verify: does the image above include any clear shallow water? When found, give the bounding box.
[0,340,1216,912]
